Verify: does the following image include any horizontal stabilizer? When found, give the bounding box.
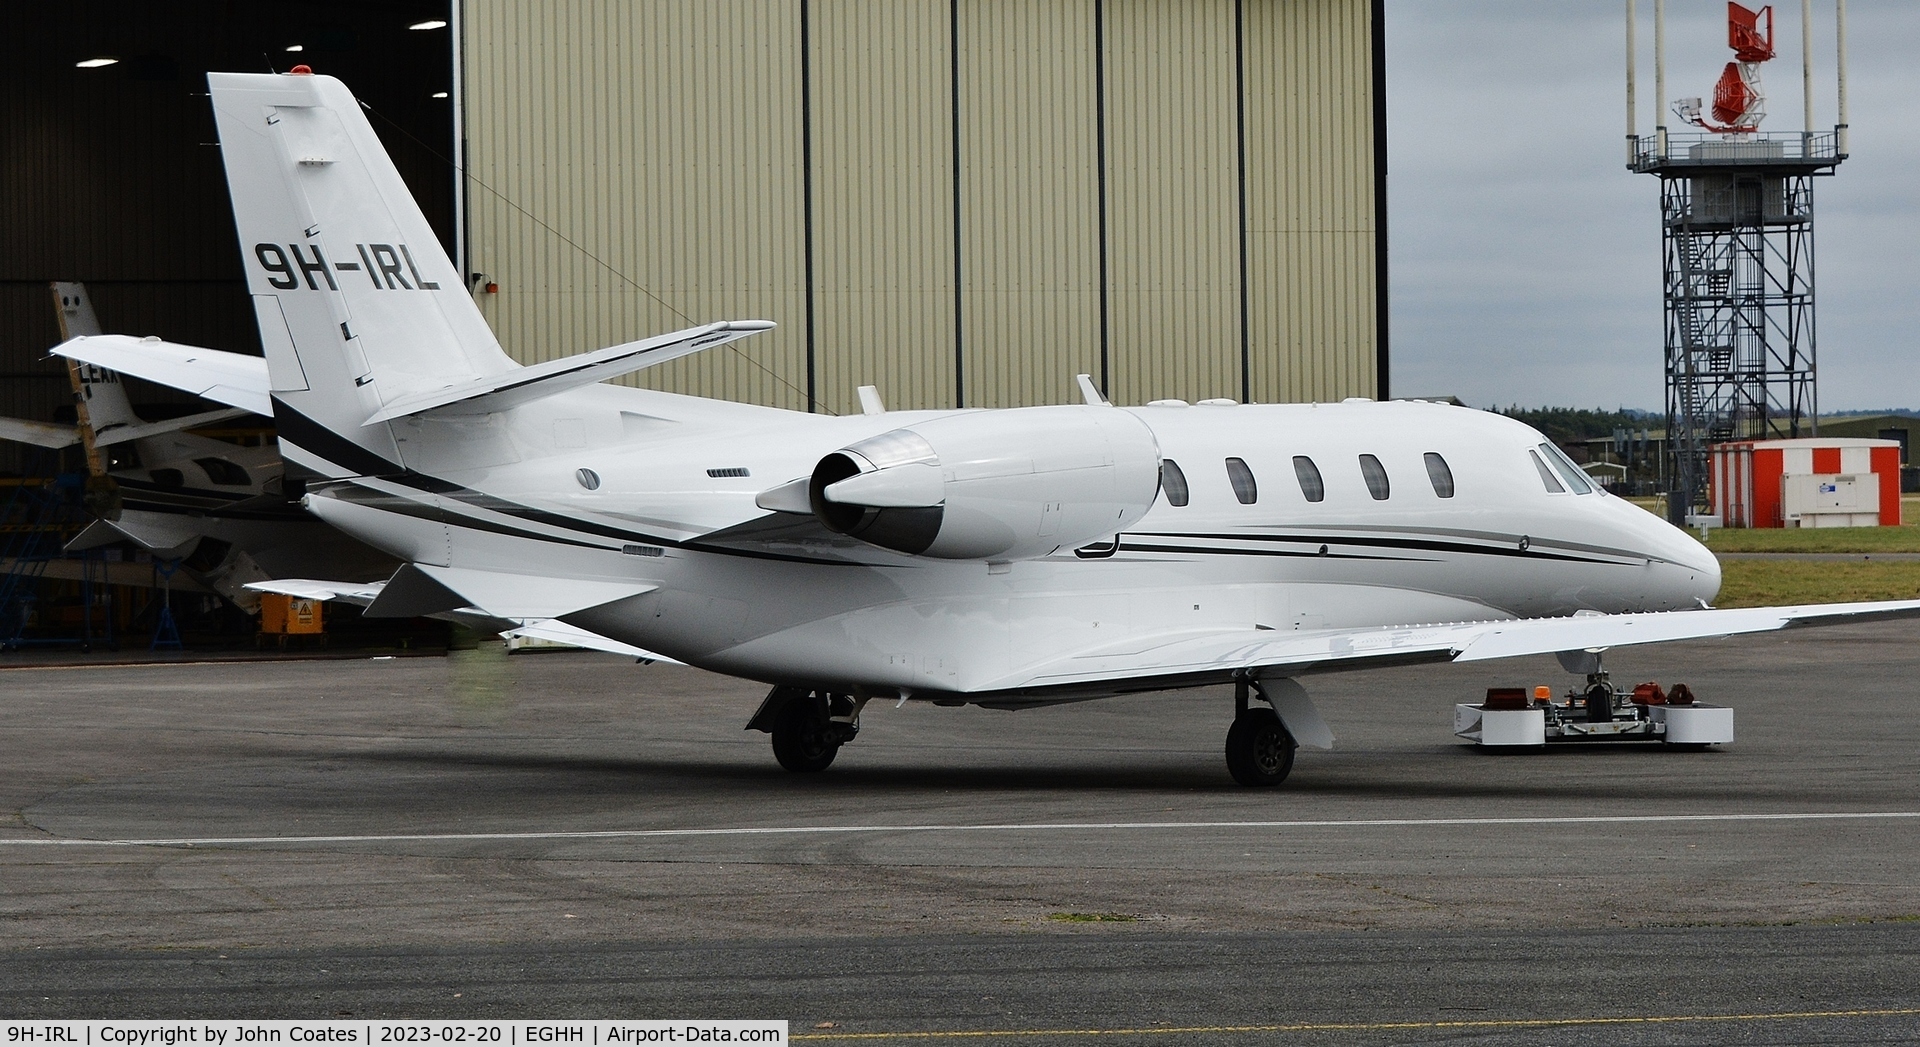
[92,407,256,447]
[51,335,271,416]
[0,416,80,449]
[363,320,775,424]
[65,510,205,557]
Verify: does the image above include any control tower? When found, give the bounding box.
[1627,1,1849,524]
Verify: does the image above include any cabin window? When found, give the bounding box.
[1292,456,1324,502]
[1423,452,1455,498]
[1224,457,1257,504]
[1539,442,1594,494]
[194,458,252,486]
[1529,450,1566,493]
[1160,460,1189,507]
[1358,454,1390,500]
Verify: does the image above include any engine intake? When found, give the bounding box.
[810,405,1161,561]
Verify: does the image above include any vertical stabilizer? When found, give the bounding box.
[207,70,515,478]
[50,281,138,472]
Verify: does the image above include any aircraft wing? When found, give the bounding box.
[246,578,388,607]
[362,320,775,424]
[0,416,81,449]
[51,335,272,416]
[975,599,1920,701]
[65,510,207,557]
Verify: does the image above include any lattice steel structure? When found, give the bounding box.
[1631,131,1842,522]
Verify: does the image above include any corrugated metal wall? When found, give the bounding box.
[1245,0,1379,402]
[464,0,812,410]
[463,0,1381,414]
[957,0,1103,410]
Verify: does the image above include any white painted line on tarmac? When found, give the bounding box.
[0,810,1916,848]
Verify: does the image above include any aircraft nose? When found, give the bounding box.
[1635,503,1721,607]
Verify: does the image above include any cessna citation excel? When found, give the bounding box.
[55,70,1920,785]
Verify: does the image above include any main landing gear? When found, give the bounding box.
[747,686,864,772]
[1225,680,1298,787]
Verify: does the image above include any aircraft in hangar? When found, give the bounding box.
[54,69,1920,784]
[0,282,397,610]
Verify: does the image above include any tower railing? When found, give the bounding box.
[1629,130,1843,173]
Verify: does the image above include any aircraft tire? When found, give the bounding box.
[771,694,842,773]
[1225,707,1296,787]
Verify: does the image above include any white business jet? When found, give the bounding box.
[54,71,1920,785]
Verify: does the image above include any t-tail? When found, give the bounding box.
[51,282,144,439]
[207,70,516,479]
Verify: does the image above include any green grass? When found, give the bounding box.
[1715,560,1920,608]
[1628,496,1920,553]
[1620,496,1920,604]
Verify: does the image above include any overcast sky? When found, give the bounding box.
[1385,0,1920,412]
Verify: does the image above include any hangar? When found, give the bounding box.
[3,0,1386,481]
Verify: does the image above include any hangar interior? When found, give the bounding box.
[1,0,457,477]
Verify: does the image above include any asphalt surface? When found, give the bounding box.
[3,620,1919,1040]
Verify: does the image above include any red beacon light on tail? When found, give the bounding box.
[1673,3,1773,135]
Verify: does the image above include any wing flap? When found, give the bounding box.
[362,320,775,424]
[51,335,271,416]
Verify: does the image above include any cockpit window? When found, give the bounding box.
[1529,450,1566,493]
[1224,458,1257,504]
[1423,452,1455,498]
[1161,460,1190,507]
[1539,442,1595,494]
[1357,454,1390,500]
[1292,456,1324,502]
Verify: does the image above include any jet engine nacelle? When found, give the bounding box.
[810,405,1162,561]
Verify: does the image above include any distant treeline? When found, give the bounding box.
[1491,406,1659,446]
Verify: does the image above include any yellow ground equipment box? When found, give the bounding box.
[259,594,324,635]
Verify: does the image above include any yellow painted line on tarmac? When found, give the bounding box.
[790,1007,1920,1041]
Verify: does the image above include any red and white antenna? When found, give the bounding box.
[1674,3,1774,134]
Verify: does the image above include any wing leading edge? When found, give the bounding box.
[971,599,1920,701]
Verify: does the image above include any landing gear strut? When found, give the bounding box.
[747,686,863,773]
[1225,680,1298,787]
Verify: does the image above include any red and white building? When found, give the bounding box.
[1709,438,1902,528]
